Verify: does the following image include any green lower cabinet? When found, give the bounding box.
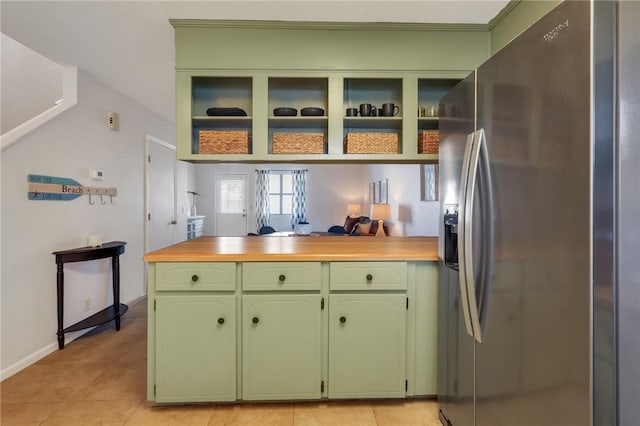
[242,294,322,400]
[328,294,407,398]
[155,295,236,403]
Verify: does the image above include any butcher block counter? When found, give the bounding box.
[144,235,438,262]
[145,235,439,404]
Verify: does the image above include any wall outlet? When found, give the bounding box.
[83,298,90,312]
[107,112,118,130]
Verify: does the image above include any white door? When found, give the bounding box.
[146,135,177,251]
[215,173,247,236]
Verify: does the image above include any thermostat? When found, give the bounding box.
[90,169,105,180]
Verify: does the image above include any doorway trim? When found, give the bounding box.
[144,134,176,294]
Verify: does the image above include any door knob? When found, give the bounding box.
[218,317,225,325]
[191,275,199,282]
[252,317,260,324]
[366,274,373,281]
[339,316,347,324]
[278,274,286,282]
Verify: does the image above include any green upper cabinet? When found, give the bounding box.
[171,20,490,162]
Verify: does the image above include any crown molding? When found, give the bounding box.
[488,0,521,30]
[170,19,489,33]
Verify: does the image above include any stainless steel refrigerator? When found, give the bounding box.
[437,1,640,425]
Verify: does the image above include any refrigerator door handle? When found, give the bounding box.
[462,129,482,342]
[464,129,494,343]
[457,131,476,338]
[476,129,495,337]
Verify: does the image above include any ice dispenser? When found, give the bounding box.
[443,205,459,269]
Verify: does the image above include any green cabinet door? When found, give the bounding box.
[329,294,407,398]
[242,294,322,400]
[155,295,236,403]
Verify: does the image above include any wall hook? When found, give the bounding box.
[100,194,107,205]
[89,194,95,205]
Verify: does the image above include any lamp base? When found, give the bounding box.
[375,219,386,237]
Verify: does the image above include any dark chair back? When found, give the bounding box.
[327,225,346,234]
[258,226,276,235]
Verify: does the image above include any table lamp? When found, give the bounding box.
[370,203,391,237]
[347,203,362,218]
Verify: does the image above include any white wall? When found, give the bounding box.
[367,164,440,236]
[1,34,64,134]
[0,69,185,379]
[193,163,439,236]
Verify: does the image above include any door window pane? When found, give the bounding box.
[218,179,245,213]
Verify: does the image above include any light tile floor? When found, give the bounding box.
[1,299,441,425]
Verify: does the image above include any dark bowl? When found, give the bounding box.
[273,107,297,116]
[300,107,325,116]
[206,107,247,116]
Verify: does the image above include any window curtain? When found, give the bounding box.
[291,169,308,229]
[255,170,270,230]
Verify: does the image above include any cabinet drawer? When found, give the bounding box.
[243,262,321,291]
[330,262,407,291]
[156,262,236,291]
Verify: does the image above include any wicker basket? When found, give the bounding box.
[199,130,250,154]
[344,132,398,154]
[273,133,324,154]
[418,130,439,154]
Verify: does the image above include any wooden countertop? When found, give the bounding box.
[144,236,438,262]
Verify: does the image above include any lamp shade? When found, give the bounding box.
[347,203,362,217]
[370,203,391,220]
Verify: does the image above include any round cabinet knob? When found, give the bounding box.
[278,274,286,282]
[366,274,373,282]
[252,317,260,324]
[191,274,199,282]
[218,317,225,325]
[339,316,347,324]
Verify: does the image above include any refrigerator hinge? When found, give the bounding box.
[154,299,156,311]
[405,380,408,391]
[321,297,325,310]
[148,155,151,163]
[148,213,151,221]
[406,297,409,309]
[154,384,156,396]
[321,380,324,393]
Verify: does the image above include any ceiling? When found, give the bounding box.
[1,1,509,124]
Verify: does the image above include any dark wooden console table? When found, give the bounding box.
[53,241,127,349]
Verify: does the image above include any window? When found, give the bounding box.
[217,177,245,214]
[268,172,292,215]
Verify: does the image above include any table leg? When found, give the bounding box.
[112,254,121,330]
[56,263,65,349]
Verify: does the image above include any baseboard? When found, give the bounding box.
[0,293,146,381]
[0,342,59,381]
[127,294,146,308]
